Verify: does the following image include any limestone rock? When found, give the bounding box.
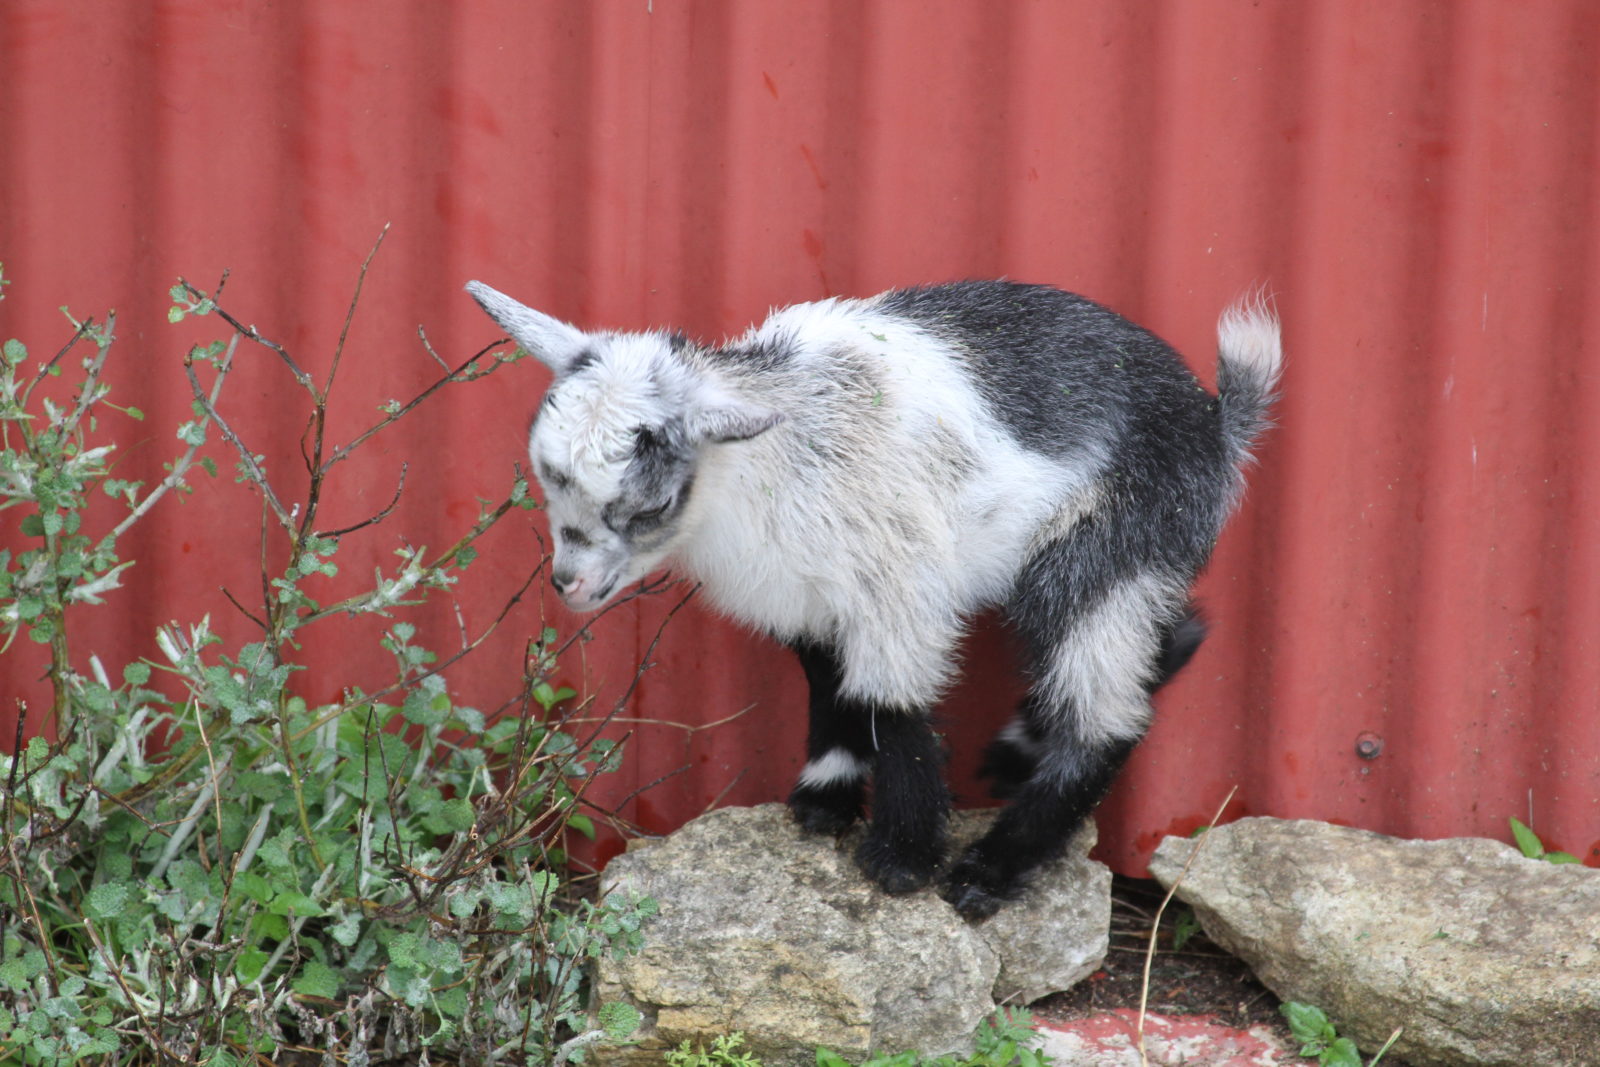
[1149,817,1600,1067]
[594,803,1110,1067]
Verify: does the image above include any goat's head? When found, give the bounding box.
[466,282,782,612]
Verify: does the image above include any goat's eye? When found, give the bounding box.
[624,501,673,534]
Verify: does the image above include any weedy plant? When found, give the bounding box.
[0,244,667,1065]
[1279,1002,1400,1067]
[662,1009,1053,1067]
[1508,817,1579,865]
[819,1009,1053,1067]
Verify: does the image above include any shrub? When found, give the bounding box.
[0,249,658,1065]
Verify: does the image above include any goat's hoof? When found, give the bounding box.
[941,855,1012,920]
[856,838,939,894]
[787,793,862,836]
[940,878,1005,921]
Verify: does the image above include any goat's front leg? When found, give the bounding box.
[787,641,872,835]
[787,642,948,893]
[855,707,948,893]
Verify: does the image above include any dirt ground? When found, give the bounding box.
[1028,876,1413,1066]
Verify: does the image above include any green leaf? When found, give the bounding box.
[1509,817,1545,859]
[1281,1001,1334,1045]
[0,959,30,992]
[433,984,469,1019]
[330,911,362,947]
[387,932,421,969]
[1323,1037,1363,1067]
[1546,851,1581,864]
[269,890,325,917]
[122,662,151,686]
[251,912,289,941]
[436,797,476,833]
[2,339,25,365]
[1173,907,1201,951]
[85,882,130,919]
[234,947,270,983]
[598,1000,642,1042]
[568,813,596,840]
[291,960,339,999]
[232,871,273,904]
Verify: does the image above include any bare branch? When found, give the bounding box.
[318,462,407,538]
[325,223,389,399]
[178,277,312,390]
[25,316,91,393]
[221,586,268,632]
[103,333,240,550]
[319,339,506,475]
[183,355,295,532]
[417,324,451,373]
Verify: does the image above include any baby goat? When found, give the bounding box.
[467,279,1281,919]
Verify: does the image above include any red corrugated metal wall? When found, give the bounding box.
[2,0,1596,874]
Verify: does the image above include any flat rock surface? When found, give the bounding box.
[1149,817,1600,1067]
[595,803,1110,1067]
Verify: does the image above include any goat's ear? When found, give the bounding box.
[465,281,590,375]
[687,403,785,444]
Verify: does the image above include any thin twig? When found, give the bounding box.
[699,767,748,815]
[610,763,692,812]
[184,357,295,530]
[221,586,268,631]
[417,324,451,373]
[319,461,407,538]
[61,312,115,436]
[1137,785,1238,1067]
[25,316,91,393]
[567,703,758,734]
[324,223,389,401]
[178,278,312,388]
[103,333,239,549]
[319,340,506,473]
[83,916,190,1061]
[0,706,25,963]
[316,563,542,724]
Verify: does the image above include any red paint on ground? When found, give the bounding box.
[1037,1011,1299,1067]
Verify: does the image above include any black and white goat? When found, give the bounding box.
[466,279,1281,919]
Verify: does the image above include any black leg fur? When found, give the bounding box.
[1148,603,1207,692]
[786,641,873,834]
[950,501,1203,920]
[977,604,1205,802]
[786,642,948,893]
[945,737,1138,919]
[977,695,1048,800]
[857,710,948,893]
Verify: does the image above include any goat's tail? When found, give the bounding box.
[1214,292,1284,466]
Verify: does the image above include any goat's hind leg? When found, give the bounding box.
[946,560,1190,918]
[977,604,1202,801]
